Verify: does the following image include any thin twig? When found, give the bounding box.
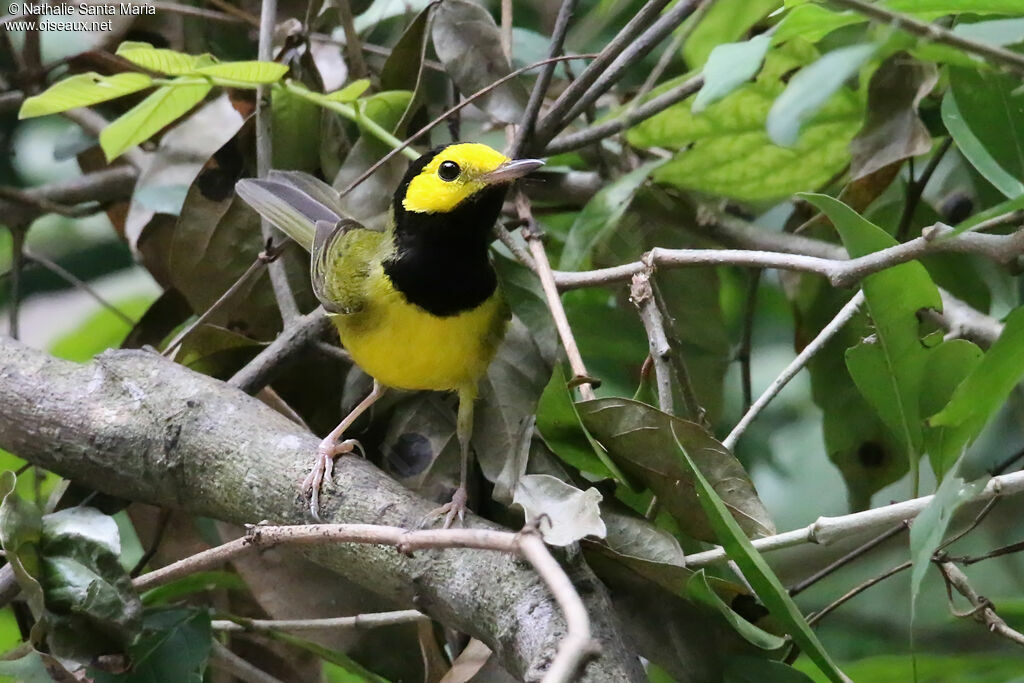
[965,209,1024,235]
[130,507,172,578]
[807,561,911,626]
[0,185,100,218]
[738,269,761,413]
[896,137,952,241]
[336,0,368,79]
[684,469,1024,568]
[256,0,300,323]
[0,166,138,227]
[936,561,1024,647]
[6,226,25,340]
[23,250,135,327]
[511,0,580,157]
[212,610,429,632]
[534,0,672,143]
[152,2,247,22]
[551,0,702,132]
[163,241,285,357]
[650,276,704,423]
[630,269,674,414]
[134,523,597,683]
[517,192,598,401]
[959,540,1024,566]
[210,641,285,683]
[228,307,332,395]
[788,522,907,597]
[723,291,865,450]
[830,0,1024,77]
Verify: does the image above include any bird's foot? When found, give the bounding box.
[301,437,363,520]
[420,487,468,529]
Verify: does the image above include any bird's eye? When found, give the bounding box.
[438,160,461,182]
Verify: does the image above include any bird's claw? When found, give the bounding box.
[419,487,468,529]
[301,437,363,521]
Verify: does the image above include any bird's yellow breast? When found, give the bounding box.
[331,263,508,393]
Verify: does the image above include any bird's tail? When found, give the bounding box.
[235,171,346,253]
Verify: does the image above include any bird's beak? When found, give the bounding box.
[480,158,545,184]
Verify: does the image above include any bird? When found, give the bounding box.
[236,142,544,526]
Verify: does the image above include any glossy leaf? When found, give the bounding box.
[670,425,848,683]
[19,73,153,118]
[802,194,941,493]
[577,398,775,541]
[693,35,771,114]
[629,42,863,200]
[687,570,786,651]
[944,67,1024,199]
[100,80,213,161]
[115,41,206,75]
[920,339,983,479]
[928,307,1024,461]
[195,61,288,83]
[559,160,662,270]
[601,508,687,568]
[908,465,988,612]
[773,5,865,44]
[512,474,607,546]
[767,43,876,147]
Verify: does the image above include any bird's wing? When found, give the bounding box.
[311,218,387,315]
[235,172,346,252]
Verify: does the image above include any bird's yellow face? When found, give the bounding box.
[402,143,517,214]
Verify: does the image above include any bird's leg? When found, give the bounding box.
[302,380,386,519]
[439,387,475,528]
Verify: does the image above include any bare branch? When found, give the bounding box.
[937,561,1024,648]
[23,249,136,327]
[256,0,300,323]
[228,307,333,394]
[630,270,674,414]
[723,290,864,451]
[830,0,1024,77]
[0,166,138,226]
[212,610,429,632]
[210,640,285,683]
[684,469,1024,568]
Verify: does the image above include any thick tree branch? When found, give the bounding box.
[0,338,643,682]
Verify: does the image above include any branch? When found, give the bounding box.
[629,270,674,414]
[937,561,1024,648]
[228,307,333,395]
[684,470,1024,568]
[212,610,429,632]
[723,290,864,450]
[0,166,138,225]
[0,337,643,682]
[256,0,300,323]
[829,0,1024,77]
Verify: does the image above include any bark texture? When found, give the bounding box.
[0,338,643,682]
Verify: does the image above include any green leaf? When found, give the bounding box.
[629,42,863,201]
[195,60,288,83]
[908,465,988,612]
[669,425,848,683]
[559,160,663,270]
[885,0,1024,18]
[271,82,322,172]
[93,608,211,682]
[683,0,781,67]
[535,365,624,481]
[100,80,213,161]
[944,67,1024,199]
[952,17,1024,47]
[0,470,46,620]
[929,307,1024,459]
[115,41,206,75]
[19,72,153,119]
[141,570,246,606]
[767,44,876,147]
[325,78,371,103]
[802,193,941,494]
[577,398,775,541]
[693,35,771,114]
[726,657,815,682]
[919,340,983,479]
[952,193,1024,235]
[687,570,786,651]
[773,5,865,44]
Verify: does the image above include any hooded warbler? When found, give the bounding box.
[236,143,544,524]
